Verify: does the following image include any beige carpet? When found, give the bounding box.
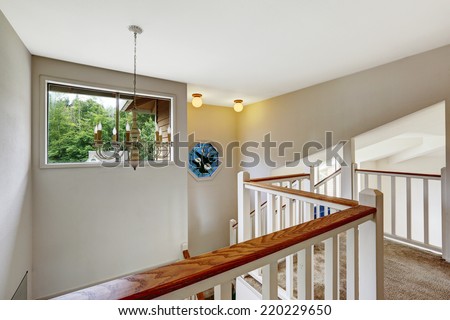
[243,237,450,300]
[384,240,450,299]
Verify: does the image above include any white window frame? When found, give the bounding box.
[40,75,176,169]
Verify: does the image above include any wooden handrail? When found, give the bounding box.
[53,205,375,300]
[245,182,358,208]
[248,173,309,183]
[355,168,441,179]
[314,168,342,188]
[182,250,205,300]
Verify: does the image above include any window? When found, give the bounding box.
[46,82,172,165]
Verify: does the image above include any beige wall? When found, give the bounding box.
[31,57,188,298]
[187,104,239,255]
[0,11,32,299]
[238,45,450,179]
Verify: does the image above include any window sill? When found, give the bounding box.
[40,160,176,169]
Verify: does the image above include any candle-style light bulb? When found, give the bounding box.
[158,127,163,142]
[94,124,98,141]
[167,126,171,142]
[112,127,117,142]
[97,122,103,141]
[125,122,131,142]
[155,123,160,142]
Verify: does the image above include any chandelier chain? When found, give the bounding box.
[94,25,174,171]
[133,31,137,109]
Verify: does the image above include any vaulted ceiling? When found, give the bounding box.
[1,0,450,106]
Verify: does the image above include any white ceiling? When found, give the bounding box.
[2,0,450,106]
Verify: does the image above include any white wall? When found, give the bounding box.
[355,101,446,174]
[371,156,445,175]
[0,11,32,299]
[187,104,239,255]
[31,57,188,298]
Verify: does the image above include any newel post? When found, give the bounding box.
[238,171,251,243]
[358,188,384,300]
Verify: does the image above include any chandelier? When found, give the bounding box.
[93,25,171,170]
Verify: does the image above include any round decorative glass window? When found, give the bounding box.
[188,142,221,179]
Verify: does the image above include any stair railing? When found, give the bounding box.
[238,168,343,240]
[353,165,443,253]
[314,168,342,197]
[237,171,383,300]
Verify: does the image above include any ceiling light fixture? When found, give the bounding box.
[93,25,171,170]
[233,99,244,112]
[192,93,203,108]
[126,25,143,170]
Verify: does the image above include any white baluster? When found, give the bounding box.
[346,227,359,300]
[267,193,276,233]
[324,235,338,299]
[297,246,313,300]
[262,262,278,300]
[423,179,429,245]
[255,191,262,237]
[406,177,411,240]
[285,196,294,299]
[286,181,293,227]
[214,282,232,300]
[352,163,358,200]
[391,176,396,235]
[294,179,301,225]
[238,171,251,242]
[229,219,237,246]
[309,167,316,221]
[277,195,282,230]
[332,176,337,197]
[285,199,292,228]
[285,254,294,299]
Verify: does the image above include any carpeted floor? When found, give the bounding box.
[384,240,450,299]
[242,237,450,300]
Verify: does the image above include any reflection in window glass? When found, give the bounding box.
[47,83,159,164]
